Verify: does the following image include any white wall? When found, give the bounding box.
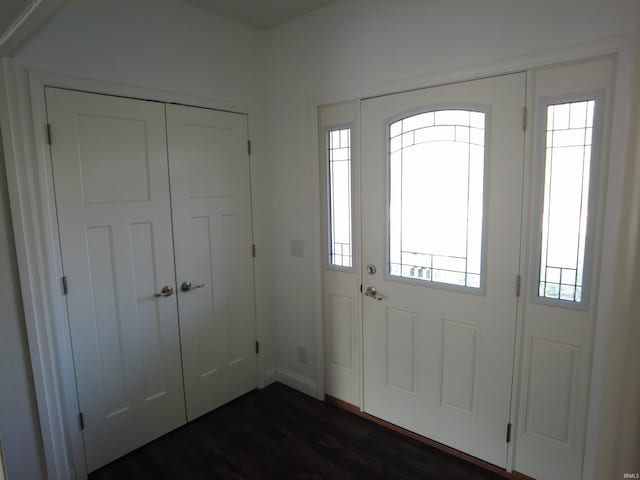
[2,0,275,478]
[2,0,638,478]
[0,139,45,480]
[265,0,636,392]
[596,13,640,476]
[14,0,276,362]
[15,0,266,103]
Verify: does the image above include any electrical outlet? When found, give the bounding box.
[297,345,307,364]
[291,240,304,258]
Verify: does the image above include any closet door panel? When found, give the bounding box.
[46,87,186,472]
[166,104,257,421]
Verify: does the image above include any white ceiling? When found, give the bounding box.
[0,0,34,37]
[0,0,338,51]
[181,0,338,29]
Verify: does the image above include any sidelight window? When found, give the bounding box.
[327,127,353,269]
[537,99,597,304]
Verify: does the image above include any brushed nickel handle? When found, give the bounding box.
[181,281,205,292]
[154,285,174,297]
[365,286,385,301]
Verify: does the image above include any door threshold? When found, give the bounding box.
[324,395,533,480]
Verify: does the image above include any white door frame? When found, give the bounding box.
[311,34,635,477]
[0,61,267,480]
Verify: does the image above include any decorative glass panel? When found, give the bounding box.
[389,110,485,288]
[327,128,353,268]
[538,100,595,303]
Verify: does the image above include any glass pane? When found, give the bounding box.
[327,128,353,268]
[538,100,595,303]
[389,110,485,288]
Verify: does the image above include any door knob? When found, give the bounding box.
[181,281,205,292]
[365,286,385,301]
[154,285,174,297]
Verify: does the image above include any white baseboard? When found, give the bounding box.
[276,368,317,397]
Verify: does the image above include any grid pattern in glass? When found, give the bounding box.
[539,100,595,302]
[389,110,485,288]
[327,128,353,268]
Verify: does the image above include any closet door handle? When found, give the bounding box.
[154,285,174,297]
[181,281,205,292]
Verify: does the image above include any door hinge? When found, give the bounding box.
[515,274,521,298]
[360,284,363,293]
[255,341,260,354]
[506,422,512,443]
[46,124,52,145]
[522,106,528,132]
[79,412,85,431]
[252,244,256,258]
[62,276,69,296]
[247,140,252,155]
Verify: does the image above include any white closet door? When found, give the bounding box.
[360,73,526,467]
[166,104,258,421]
[46,88,186,472]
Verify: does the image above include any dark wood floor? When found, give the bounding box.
[89,382,505,480]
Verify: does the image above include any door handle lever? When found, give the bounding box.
[181,281,205,292]
[365,286,385,301]
[154,285,174,297]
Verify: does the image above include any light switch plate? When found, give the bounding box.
[297,345,307,364]
[291,240,304,258]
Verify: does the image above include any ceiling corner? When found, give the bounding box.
[0,0,67,57]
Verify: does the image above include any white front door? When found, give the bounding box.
[361,73,526,467]
[46,88,186,471]
[166,104,258,421]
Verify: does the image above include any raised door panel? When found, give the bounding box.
[441,320,479,414]
[385,308,416,393]
[84,226,132,420]
[328,294,354,370]
[525,338,577,444]
[189,215,223,380]
[77,115,151,204]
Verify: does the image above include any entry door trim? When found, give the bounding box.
[315,41,632,477]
